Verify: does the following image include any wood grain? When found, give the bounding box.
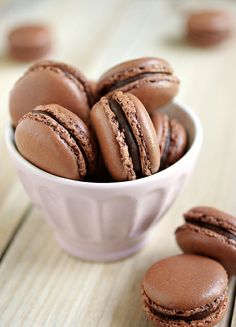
[0,0,235,326]
[0,181,30,257]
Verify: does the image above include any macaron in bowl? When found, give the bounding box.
[97,57,179,113]
[6,99,203,262]
[9,60,94,127]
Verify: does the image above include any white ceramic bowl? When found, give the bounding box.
[6,99,203,262]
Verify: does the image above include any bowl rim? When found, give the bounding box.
[5,98,203,190]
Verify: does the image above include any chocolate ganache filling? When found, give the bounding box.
[108,98,141,176]
[160,119,171,170]
[186,218,236,241]
[150,305,218,322]
[102,71,168,95]
[143,290,226,322]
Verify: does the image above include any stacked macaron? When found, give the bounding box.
[141,206,236,327]
[11,57,187,182]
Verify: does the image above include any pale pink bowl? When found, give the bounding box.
[6,99,203,262]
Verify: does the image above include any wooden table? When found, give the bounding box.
[0,0,235,326]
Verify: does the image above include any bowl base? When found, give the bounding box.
[55,234,148,262]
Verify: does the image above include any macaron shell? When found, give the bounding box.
[186,11,233,46]
[176,224,236,275]
[9,46,50,62]
[151,112,170,157]
[97,57,179,112]
[167,118,187,166]
[32,60,94,107]
[9,25,49,45]
[91,92,160,181]
[8,25,51,61]
[187,11,233,33]
[123,92,160,174]
[184,206,236,230]
[187,32,230,47]
[15,116,83,180]
[142,254,228,310]
[98,57,173,90]
[90,98,132,181]
[9,43,51,62]
[10,62,91,127]
[151,112,187,168]
[35,104,97,174]
[112,75,179,113]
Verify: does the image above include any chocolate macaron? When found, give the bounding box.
[186,10,234,47]
[151,112,187,169]
[90,91,160,181]
[97,57,179,113]
[8,24,52,61]
[15,104,97,180]
[176,206,236,275]
[10,60,93,127]
[142,254,228,327]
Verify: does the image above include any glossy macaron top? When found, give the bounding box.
[151,111,187,169]
[90,91,160,181]
[10,60,93,127]
[97,57,179,113]
[15,104,97,180]
[142,254,228,311]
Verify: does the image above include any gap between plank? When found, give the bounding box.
[0,204,32,264]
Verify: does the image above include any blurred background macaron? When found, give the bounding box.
[97,57,179,113]
[186,10,234,47]
[175,206,236,275]
[8,24,52,61]
[9,60,94,127]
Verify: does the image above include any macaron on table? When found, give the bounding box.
[7,24,52,61]
[0,0,236,326]
[142,255,228,327]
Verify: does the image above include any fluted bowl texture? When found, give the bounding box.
[6,99,203,262]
